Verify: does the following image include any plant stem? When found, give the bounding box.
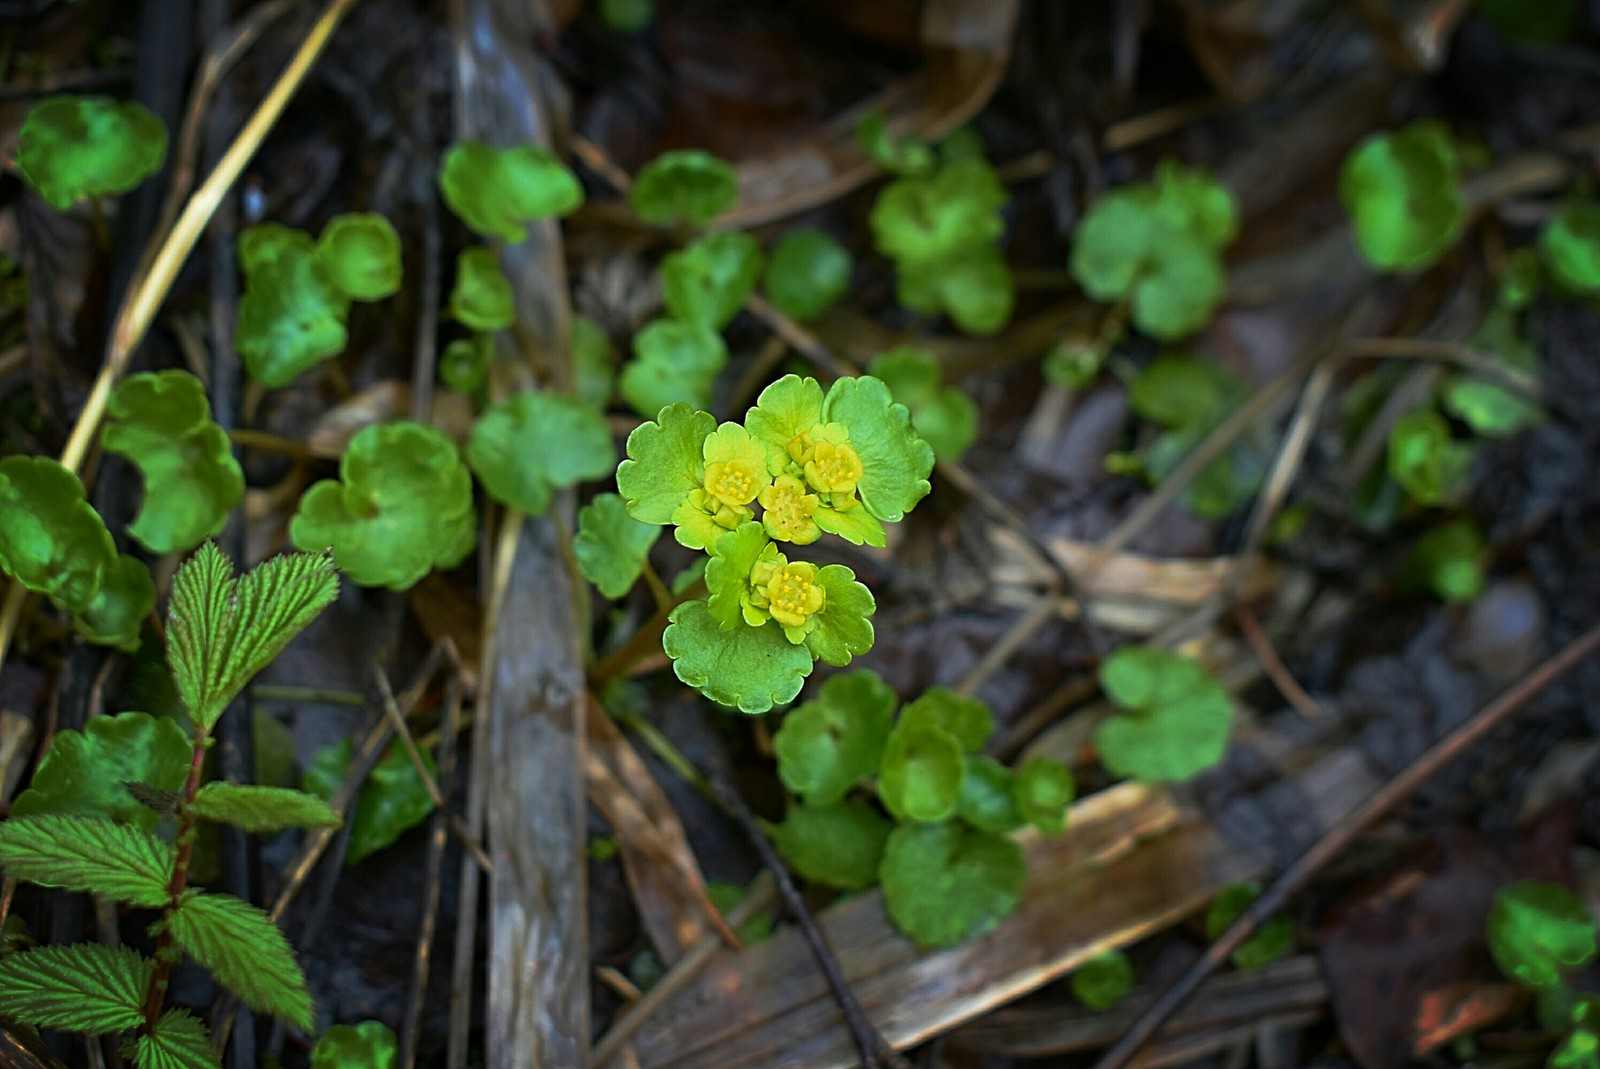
[588,577,706,688]
[139,732,209,1033]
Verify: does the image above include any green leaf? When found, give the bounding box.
[466,390,616,515]
[188,783,340,834]
[1401,518,1485,603]
[600,0,655,32]
[1487,881,1598,988]
[956,755,1022,834]
[1013,756,1075,835]
[867,348,978,462]
[438,142,583,243]
[745,374,825,474]
[1541,199,1600,295]
[1095,645,1234,783]
[661,599,814,714]
[705,880,774,945]
[1551,1027,1600,1069]
[1443,378,1541,438]
[73,553,156,652]
[0,814,173,906]
[1339,121,1465,272]
[616,401,716,525]
[896,244,1014,335]
[662,231,763,330]
[763,230,852,322]
[166,543,341,730]
[1070,949,1135,1010]
[303,738,437,864]
[0,455,117,613]
[1387,408,1475,506]
[856,109,934,177]
[166,891,313,1031]
[315,213,402,301]
[450,246,515,331]
[102,370,245,553]
[870,157,1006,266]
[877,722,964,822]
[130,1009,222,1069]
[704,522,772,627]
[310,1021,399,1069]
[820,375,935,523]
[16,95,168,211]
[899,687,994,752]
[630,150,738,226]
[572,315,617,410]
[1205,880,1293,969]
[11,710,190,829]
[1129,357,1265,520]
[0,942,152,1035]
[802,564,876,668]
[289,421,476,591]
[879,822,1025,948]
[236,227,350,388]
[439,333,492,396]
[574,492,660,599]
[771,801,891,891]
[620,319,728,417]
[773,670,896,805]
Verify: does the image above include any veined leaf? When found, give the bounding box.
[167,891,313,1032]
[188,783,340,834]
[129,1009,222,1069]
[10,710,190,830]
[166,543,340,731]
[0,942,152,1035]
[0,814,173,906]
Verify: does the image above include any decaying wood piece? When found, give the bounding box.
[625,784,1268,1069]
[450,0,588,1065]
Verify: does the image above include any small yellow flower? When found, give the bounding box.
[750,556,824,629]
[805,439,864,497]
[703,459,761,508]
[759,475,821,544]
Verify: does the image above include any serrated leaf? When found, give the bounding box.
[1340,121,1465,273]
[764,229,852,321]
[574,492,660,599]
[310,1020,398,1069]
[0,455,117,613]
[449,247,514,331]
[821,375,934,523]
[630,150,738,226]
[302,738,436,864]
[438,142,584,243]
[1070,949,1134,1010]
[772,801,891,891]
[102,370,245,553]
[879,822,1024,948]
[1095,646,1234,783]
[616,402,716,525]
[166,543,340,730]
[877,722,964,823]
[315,213,402,302]
[130,1008,222,1069]
[466,390,616,516]
[0,814,173,906]
[0,943,152,1035]
[11,710,190,829]
[73,553,156,652]
[188,783,340,834]
[773,670,896,805]
[167,891,313,1031]
[16,95,168,211]
[662,600,813,714]
[662,231,763,330]
[1488,881,1598,988]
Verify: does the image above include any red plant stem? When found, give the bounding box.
[139,731,209,1033]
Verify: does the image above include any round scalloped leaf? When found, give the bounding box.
[821,375,934,522]
[869,158,1006,267]
[957,755,1022,833]
[315,213,402,301]
[1128,231,1226,341]
[662,599,813,714]
[1339,121,1465,273]
[899,687,993,753]
[1071,194,1153,303]
[773,672,895,805]
[72,554,155,653]
[1401,518,1485,603]
[438,142,584,243]
[745,374,826,474]
[1151,161,1239,250]
[0,455,116,613]
[450,247,515,331]
[1541,200,1600,295]
[440,333,492,396]
[467,390,616,516]
[11,710,190,830]
[877,722,964,822]
[772,801,891,891]
[880,822,1025,949]
[304,737,437,864]
[1071,949,1135,1010]
[1095,645,1234,782]
[705,522,771,627]
[239,223,315,275]
[1013,756,1075,835]
[102,370,244,554]
[857,109,935,177]
[1488,881,1598,988]
[867,347,978,462]
[630,150,738,227]
[289,421,475,591]
[574,493,659,599]
[662,231,763,330]
[895,245,1013,336]
[1387,408,1475,506]
[237,232,350,388]
[803,565,876,668]
[16,95,168,211]
[616,402,716,524]
[764,229,852,321]
[310,1019,399,1069]
[620,319,727,417]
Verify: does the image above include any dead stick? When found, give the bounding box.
[1091,616,1600,1069]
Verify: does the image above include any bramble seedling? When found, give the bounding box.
[763,229,853,322]
[1340,121,1465,272]
[1095,645,1234,783]
[438,141,583,243]
[0,544,342,1069]
[1071,949,1135,1010]
[1206,881,1293,969]
[630,149,739,227]
[867,347,978,463]
[304,738,436,864]
[467,390,616,517]
[15,95,168,211]
[1071,161,1238,341]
